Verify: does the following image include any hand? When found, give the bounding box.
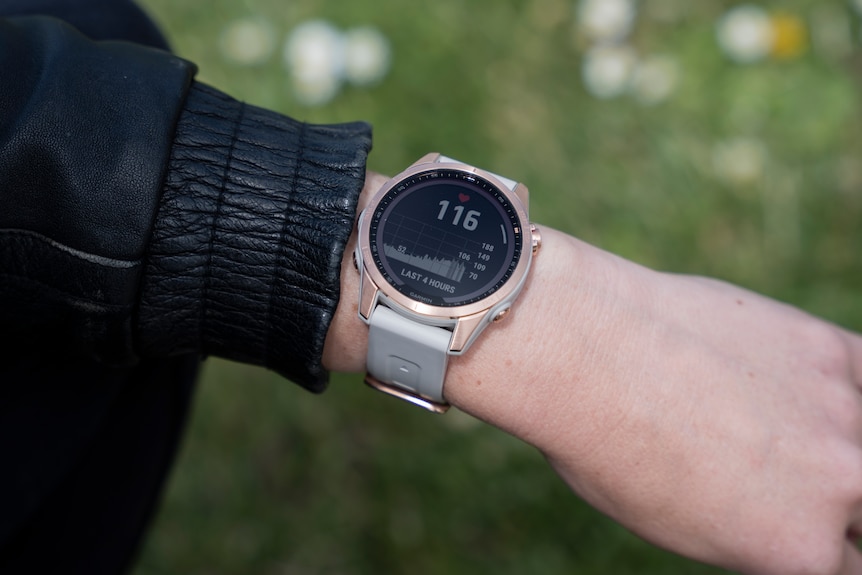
[447,230,862,575]
[324,172,862,575]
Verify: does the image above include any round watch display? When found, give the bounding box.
[368,168,524,307]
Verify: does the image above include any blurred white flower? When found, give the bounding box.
[284,20,345,106]
[220,17,276,66]
[343,26,391,86]
[712,138,768,186]
[631,54,679,105]
[283,20,392,106]
[290,73,343,107]
[715,5,773,64]
[582,44,637,99]
[576,0,638,44]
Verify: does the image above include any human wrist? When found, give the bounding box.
[443,230,657,448]
[326,190,656,443]
[322,170,388,373]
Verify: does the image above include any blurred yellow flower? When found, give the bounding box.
[769,13,808,60]
[716,5,810,64]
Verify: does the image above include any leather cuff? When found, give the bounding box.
[137,82,371,391]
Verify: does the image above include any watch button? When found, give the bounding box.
[531,223,542,254]
[492,306,511,323]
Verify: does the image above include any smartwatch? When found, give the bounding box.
[355,153,541,413]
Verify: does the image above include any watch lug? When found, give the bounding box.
[414,152,442,166]
[358,267,379,321]
[450,311,489,353]
[513,182,530,208]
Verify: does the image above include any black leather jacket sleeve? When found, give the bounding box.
[138,84,371,391]
[0,16,371,390]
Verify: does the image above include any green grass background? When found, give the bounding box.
[133,1,862,573]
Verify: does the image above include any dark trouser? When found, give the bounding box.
[0,2,198,573]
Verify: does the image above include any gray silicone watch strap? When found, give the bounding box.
[367,306,451,401]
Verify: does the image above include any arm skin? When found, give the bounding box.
[324,171,862,575]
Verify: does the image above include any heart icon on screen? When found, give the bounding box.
[458,193,470,203]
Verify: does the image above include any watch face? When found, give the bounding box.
[368,168,524,307]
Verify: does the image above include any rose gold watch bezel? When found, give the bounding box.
[357,154,534,345]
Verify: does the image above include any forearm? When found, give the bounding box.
[325,170,862,575]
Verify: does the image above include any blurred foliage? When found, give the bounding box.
[133,0,862,573]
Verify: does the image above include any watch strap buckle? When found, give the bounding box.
[364,374,451,414]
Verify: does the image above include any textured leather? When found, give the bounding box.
[0,16,195,363]
[0,8,370,571]
[0,16,373,390]
[137,84,372,391]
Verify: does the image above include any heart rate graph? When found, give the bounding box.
[381,211,487,284]
[383,243,465,282]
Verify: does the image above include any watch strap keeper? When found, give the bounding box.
[365,305,451,411]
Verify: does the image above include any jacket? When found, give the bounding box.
[0,13,371,573]
[0,15,372,389]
